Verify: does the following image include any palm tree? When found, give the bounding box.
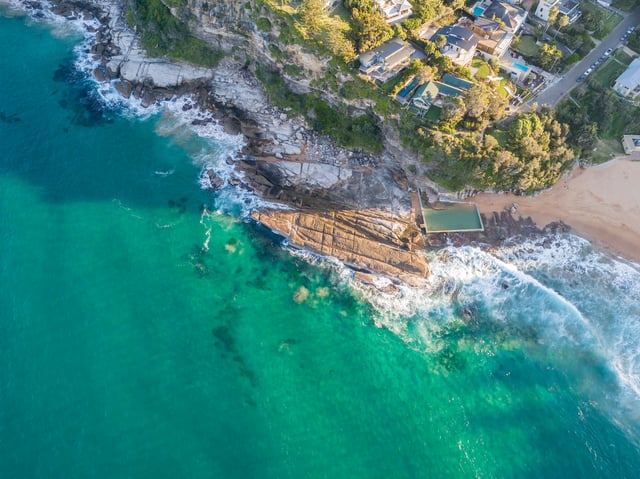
[554,14,569,40]
[545,5,559,35]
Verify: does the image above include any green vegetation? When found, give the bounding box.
[344,0,393,53]
[561,25,595,61]
[126,0,221,66]
[627,31,640,54]
[471,58,491,80]
[590,56,630,89]
[557,50,640,161]
[613,49,634,65]
[513,35,540,58]
[612,0,640,12]
[123,0,590,193]
[400,100,573,192]
[579,2,623,40]
[256,17,272,32]
[256,66,384,152]
[537,42,563,72]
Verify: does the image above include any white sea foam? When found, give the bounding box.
[348,233,640,438]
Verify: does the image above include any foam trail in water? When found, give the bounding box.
[494,235,640,406]
[349,234,640,440]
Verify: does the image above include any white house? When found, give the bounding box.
[535,0,581,25]
[621,135,640,154]
[374,0,413,25]
[613,58,640,99]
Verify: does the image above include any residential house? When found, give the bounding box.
[358,38,417,82]
[411,81,440,110]
[535,0,581,25]
[374,0,413,24]
[613,57,640,99]
[432,25,479,66]
[621,135,640,154]
[409,74,474,110]
[482,1,527,33]
[460,16,513,58]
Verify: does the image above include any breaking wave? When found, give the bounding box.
[353,233,640,439]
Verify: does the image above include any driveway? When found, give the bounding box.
[529,6,640,108]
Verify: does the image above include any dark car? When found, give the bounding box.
[577,75,585,82]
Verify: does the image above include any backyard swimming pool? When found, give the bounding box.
[473,6,485,16]
[513,62,529,72]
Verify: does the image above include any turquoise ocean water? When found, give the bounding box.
[2,7,640,477]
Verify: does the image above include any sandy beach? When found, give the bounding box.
[474,157,640,264]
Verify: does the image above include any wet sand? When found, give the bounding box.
[474,158,640,264]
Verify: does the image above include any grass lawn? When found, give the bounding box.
[589,138,624,163]
[495,78,512,98]
[471,57,492,80]
[485,127,509,147]
[581,2,624,40]
[514,35,539,58]
[612,0,638,12]
[614,49,634,65]
[423,105,442,123]
[330,4,352,23]
[591,58,628,88]
[597,12,624,40]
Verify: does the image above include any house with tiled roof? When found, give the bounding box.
[483,1,527,33]
[432,25,479,66]
[358,38,417,82]
[459,16,513,58]
[409,74,475,110]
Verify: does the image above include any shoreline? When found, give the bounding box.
[6,0,639,284]
[474,157,640,265]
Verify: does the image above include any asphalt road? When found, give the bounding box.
[530,6,640,108]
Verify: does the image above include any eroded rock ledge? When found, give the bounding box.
[252,208,428,287]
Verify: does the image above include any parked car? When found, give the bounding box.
[621,34,629,41]
[605,48,613,56]
[585,68,593,76]
[577,75,585,82]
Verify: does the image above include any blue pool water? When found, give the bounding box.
[398,77,418,98]
[513,62,529,72]
[473,6,485,16]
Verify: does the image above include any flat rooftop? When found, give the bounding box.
[622,135,640,155]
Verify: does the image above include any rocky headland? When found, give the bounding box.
[10,0,558,286]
